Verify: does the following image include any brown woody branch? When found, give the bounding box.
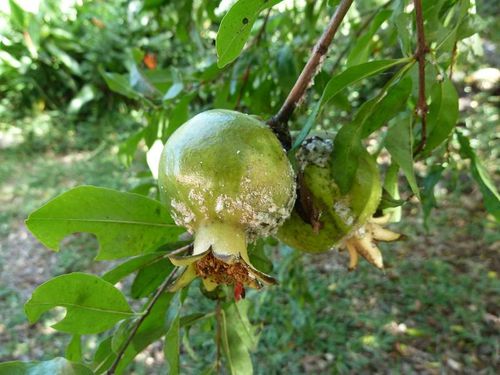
[267,0,354,149]
[413,0,429,155]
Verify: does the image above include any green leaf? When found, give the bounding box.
[118,129,144,167]
[248,240,273,274]
[330,70,413,193]
[457,132,500,221]
[45,43,81,76]
[92,337,115,374]
[276,45,298,92]
[25,186,184,260]
[385,115,420,198]
[66,335,82,363]
[221,301,258,375]
[392,7,413,56]
[102,252,168,285]
[68,85,96,114]
[361,76,412,137]
[292,59,410,150]
[423,77,459,153]
[164,293,182,375]
[346,10,392,67]
[131,258,174,298]
[25,273,134,334]
[378,188,406,210]
[130,64,160,98]
[383,163,402,221]
[8,0,26,30]
[216,0,282,68]
[0,357,93,375]
[165,94,195,140]
[101,71,141,100]
[319,59,410,109]
[421,165,445,229]
[113,292,176,373]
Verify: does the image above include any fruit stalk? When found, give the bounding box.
[268,0,354,148]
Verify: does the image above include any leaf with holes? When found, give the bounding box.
[25,186,184,260]
[24,273,135,334]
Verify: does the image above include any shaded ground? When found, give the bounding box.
[0,144,498,374]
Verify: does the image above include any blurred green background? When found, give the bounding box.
[0,0,498,373]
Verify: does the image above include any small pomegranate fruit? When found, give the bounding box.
[277,136,402,270]
[158,109,296,290]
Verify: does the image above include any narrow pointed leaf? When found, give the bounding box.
[385,116,420,198]
[25,273,134,334]
[25,186,184,260]
[423,77,459,153]
[66,335,82,362]
[221,301,258,375]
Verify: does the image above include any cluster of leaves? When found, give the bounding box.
[1,0,498,374]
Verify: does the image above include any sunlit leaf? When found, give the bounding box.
[0,357,93,375]
[25,186,183,260]
[25,273,134,334]
[8,0,26,29]
[67,85,96,114]
[216,0,282,68]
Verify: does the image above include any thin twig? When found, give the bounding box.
[268,0,354,149]
[106,270,178,374]
[412,0,429,155]
[235,9,272,110]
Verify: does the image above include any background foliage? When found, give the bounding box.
[0,0,498,374]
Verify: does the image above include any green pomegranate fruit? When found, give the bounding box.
[158,109,296,291]
[277,136,401,270]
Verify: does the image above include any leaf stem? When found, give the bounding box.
[268,0,354,149]
[412,0,429,155]
[106,269,178,374]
